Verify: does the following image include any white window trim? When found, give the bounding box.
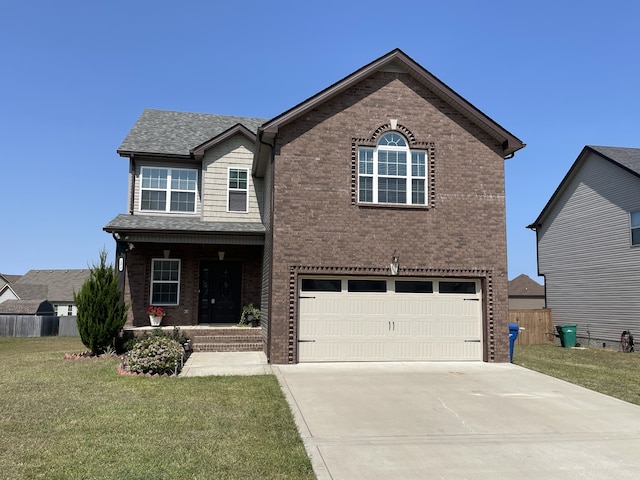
[358,132,426,206]
[150,258,181,306]
[139,166,198,214]
[227,167,249,213]
[630,210,640,246]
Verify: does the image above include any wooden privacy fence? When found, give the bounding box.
[0,315,60,337]
[509,309,553,345]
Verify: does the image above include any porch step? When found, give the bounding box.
[191,328,263,353]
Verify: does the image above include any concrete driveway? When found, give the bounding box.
[274,362,640,479]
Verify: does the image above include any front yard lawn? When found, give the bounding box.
[0,337,314,480]
[513,343,640,406]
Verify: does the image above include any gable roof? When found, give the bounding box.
[255,48,525,173]
[11,283,48,300]
[0,273,22,288]
[14,269,90,303]
[508,274,544,297]
[117,109,267,158]
[528,145,640,229]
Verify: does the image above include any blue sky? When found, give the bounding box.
[2,0,639,281]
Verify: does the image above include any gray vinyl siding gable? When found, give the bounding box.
[202,134,263,223]
[538,152,640,342]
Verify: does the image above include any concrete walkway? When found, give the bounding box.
[180,351,271,376]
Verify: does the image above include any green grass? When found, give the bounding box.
[514,343,640,406]
[0,337,314,480]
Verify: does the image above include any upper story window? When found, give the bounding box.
[630,211,640,245]
[140,167,197,213]
[228,168,248,212]
[358,132,426,205]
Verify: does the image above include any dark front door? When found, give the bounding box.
[199,262,242,324]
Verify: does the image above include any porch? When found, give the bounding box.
[123,325,264,353]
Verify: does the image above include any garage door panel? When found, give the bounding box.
[300,318,391,338]
[298,277,483,362]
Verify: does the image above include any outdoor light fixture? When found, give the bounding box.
[218,251,225,261]
[390,251,399,276]
[118,256,124,272]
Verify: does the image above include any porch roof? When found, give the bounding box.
[104,214,265,235]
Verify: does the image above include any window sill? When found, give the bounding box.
[357,202,431,211]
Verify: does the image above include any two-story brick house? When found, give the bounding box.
[105,49,524,363]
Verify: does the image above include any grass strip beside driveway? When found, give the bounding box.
[0,337,313,480]
[514,343,640,406]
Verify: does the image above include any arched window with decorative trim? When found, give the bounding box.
[358,132,426,205]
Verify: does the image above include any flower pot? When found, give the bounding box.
[149,315,162,327]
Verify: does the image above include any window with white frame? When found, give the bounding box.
[358,132,426,205]
[140,167,197,213]
[631,210,640,245]
[228,168,248,212]
[150,259,180,305]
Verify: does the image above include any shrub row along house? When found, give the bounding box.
[104,49,525,364]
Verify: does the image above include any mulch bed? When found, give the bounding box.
[65,351,181,377]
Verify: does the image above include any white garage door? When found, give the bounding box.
[298,277,483,362]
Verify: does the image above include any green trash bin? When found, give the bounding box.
[556,324,577,348]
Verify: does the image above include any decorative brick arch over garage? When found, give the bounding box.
[286,265,497,364]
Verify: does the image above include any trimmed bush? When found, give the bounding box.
[127,336,184,375]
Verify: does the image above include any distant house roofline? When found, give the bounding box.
[528,145,640,230]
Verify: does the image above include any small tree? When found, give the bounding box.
[74,249,127,355]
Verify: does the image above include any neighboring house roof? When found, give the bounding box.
[0,299,54,315]
[13,269,90,303]
[0,273,22,288]
[508,274,544,297]
[117,109,268,157]
[0,283,19,303]
[104,214,265,235]
[255,48,525,174]
[11,283,48,300]
[528,145,640,229]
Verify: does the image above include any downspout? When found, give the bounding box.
[526,223,546,308]
[128,156,136,215]
[258,131,276,363]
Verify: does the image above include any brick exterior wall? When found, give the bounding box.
[267,71,510,363]
[123,244,263,327]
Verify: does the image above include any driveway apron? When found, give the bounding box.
[274,362,640,479]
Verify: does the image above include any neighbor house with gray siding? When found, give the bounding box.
[528,146,640,346]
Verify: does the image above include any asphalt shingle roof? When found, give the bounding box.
[0,299,54,315]
[117,109,268,156]
[588,145,640,175]
[508,274,544,297]
[15,270,90,303]
[104,214,265,234]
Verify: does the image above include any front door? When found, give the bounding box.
[199,262,242,324]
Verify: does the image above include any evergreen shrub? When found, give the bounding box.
[74,249,127,355]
